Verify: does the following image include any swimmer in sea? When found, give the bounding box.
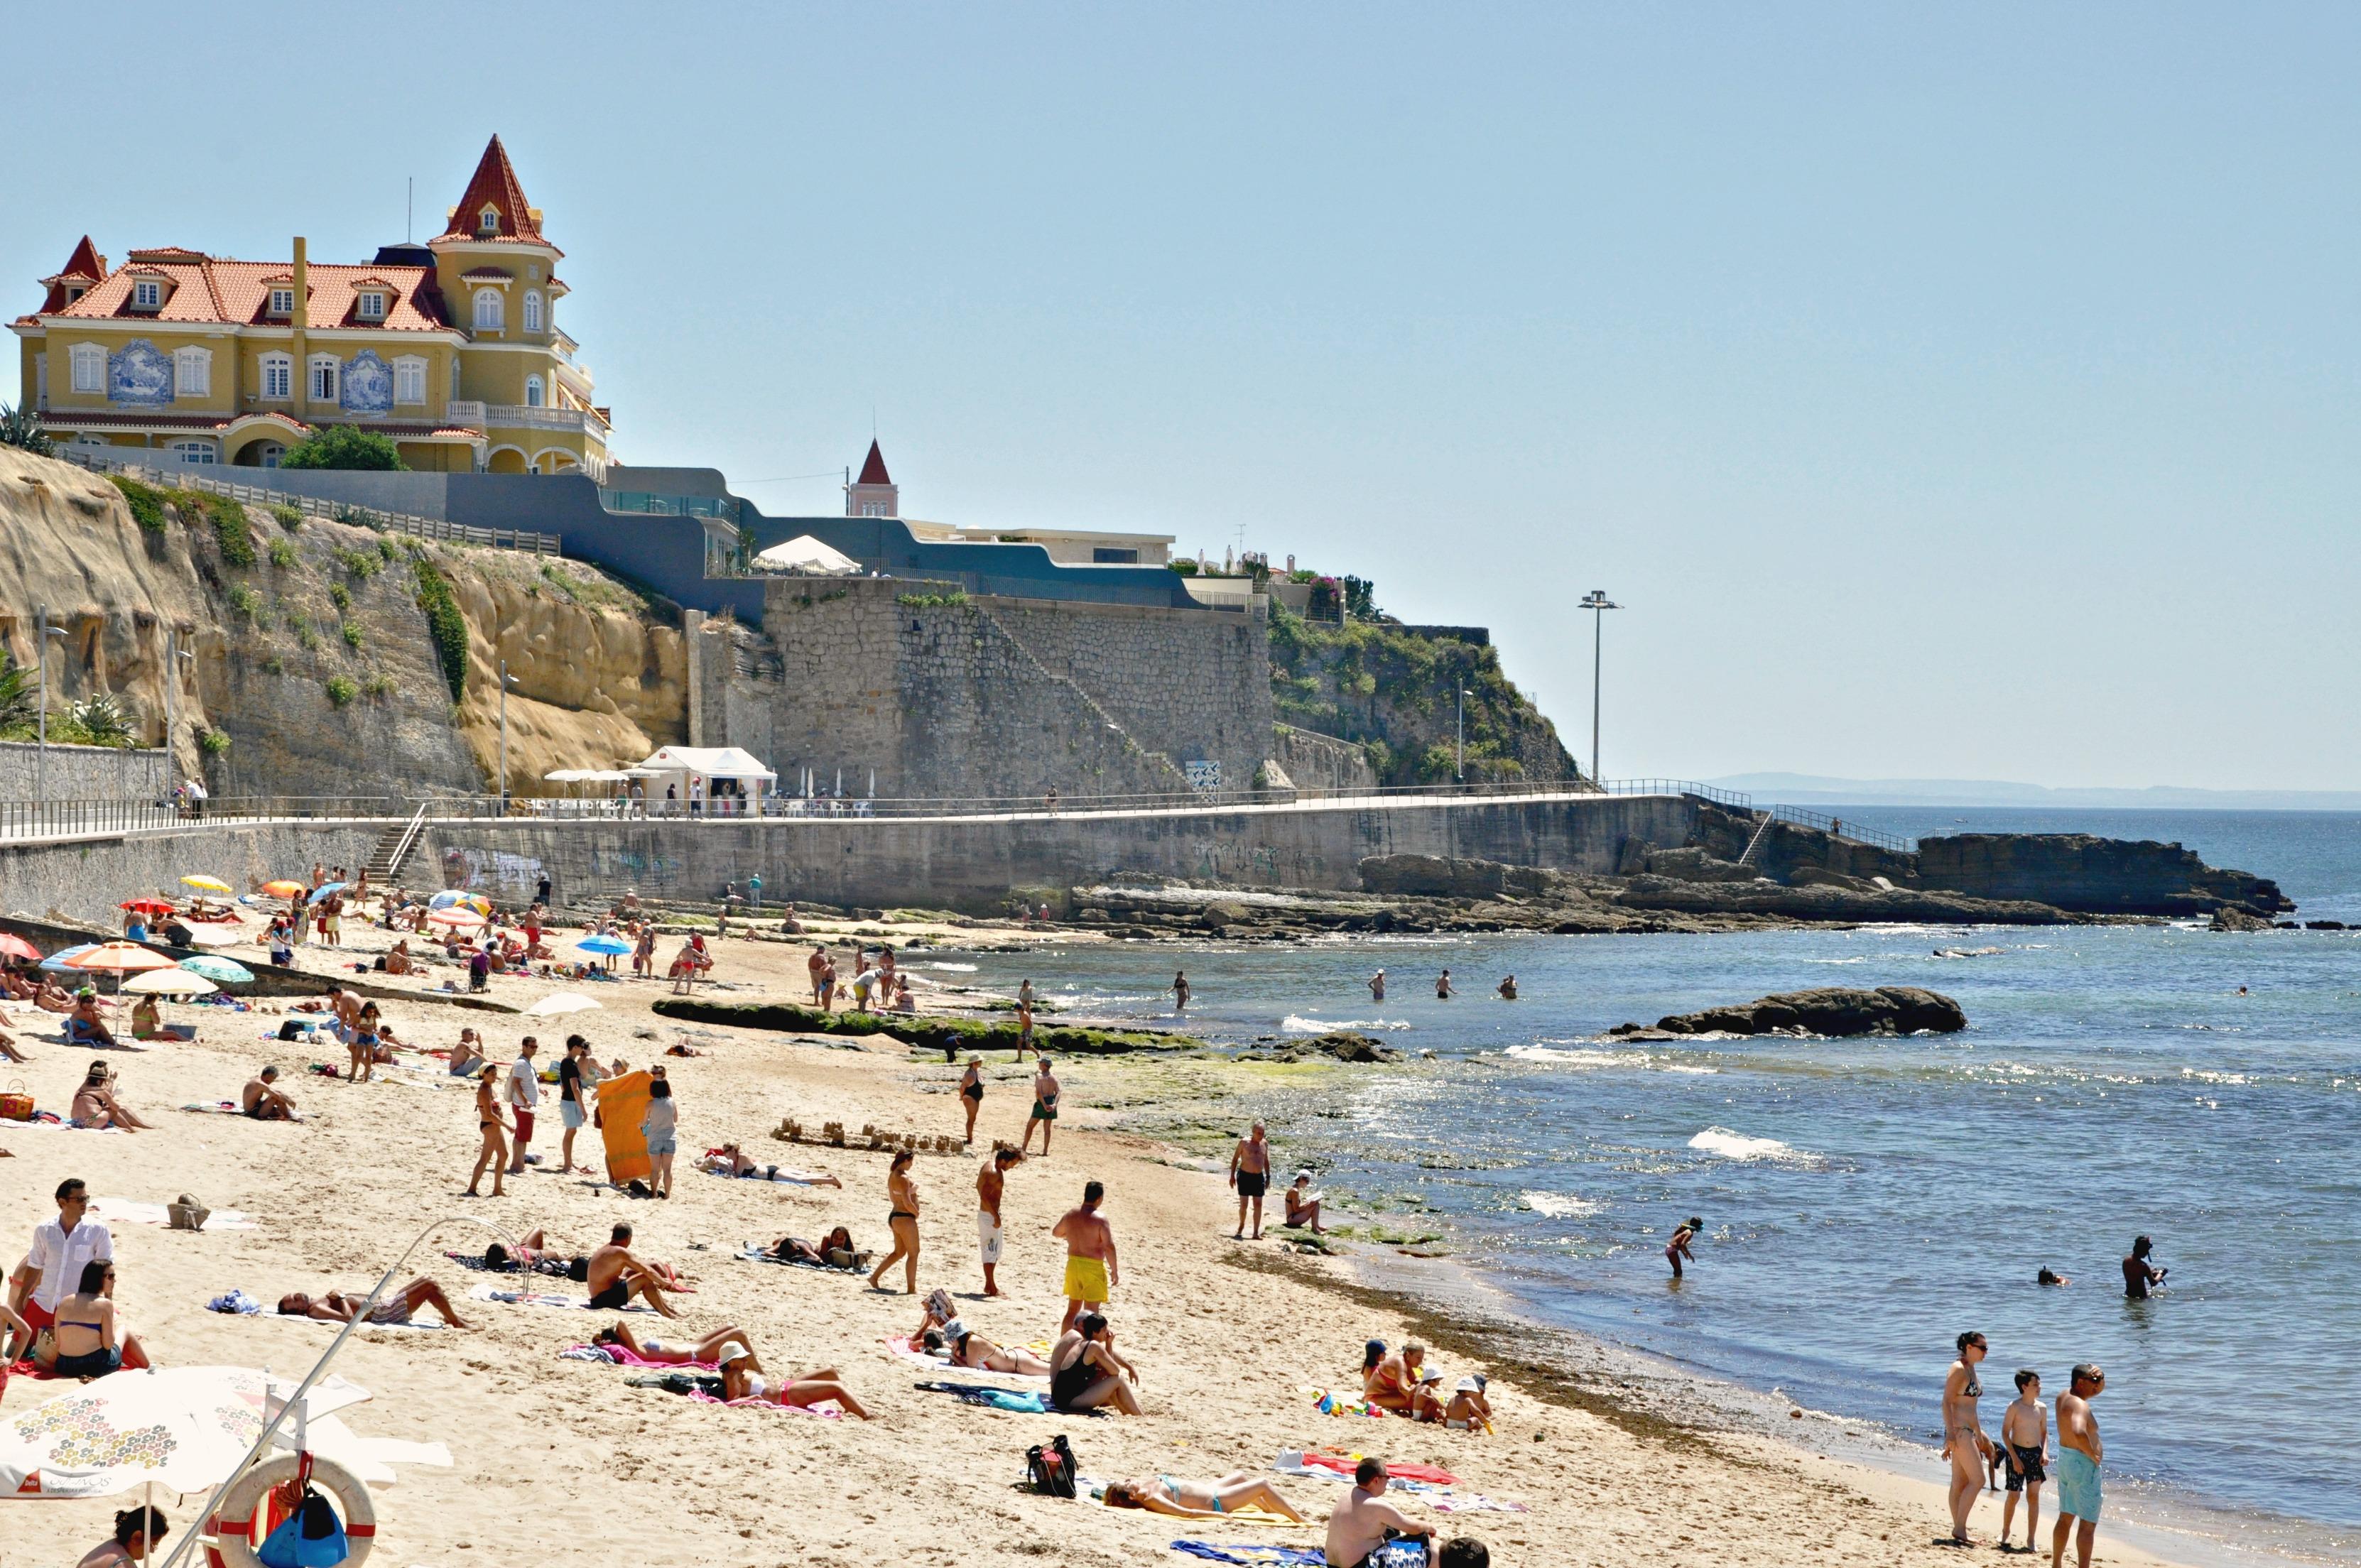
[2037,1267,2069,1287]
[1666,1215,1701,1278]
[2122,1236,2166,1300]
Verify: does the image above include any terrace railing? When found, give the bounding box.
[1770,803,1917,854]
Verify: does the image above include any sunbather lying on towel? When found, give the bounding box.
[715,1340,871,1417]
[766,1226,858,1267]
[489,1226,693,1297]
[919,1322,1053,1377]
[278,1276,470,1328]
[594,1321,756,1366]
[1104,1473,1307,1522]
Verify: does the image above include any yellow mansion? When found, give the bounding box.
[11,136,611,477]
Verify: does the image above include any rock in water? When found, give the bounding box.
[2209,905,2276,932]
[1606,986,1966,1040]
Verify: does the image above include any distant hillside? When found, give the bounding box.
[1712,772,2361,812]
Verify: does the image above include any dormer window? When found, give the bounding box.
[269,288,295,316]
[133,279,161,309]
[357,291,386,320]
[65,285,86,304]
[478,206,501,234]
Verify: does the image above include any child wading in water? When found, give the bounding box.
[1998,1368,2051,1553]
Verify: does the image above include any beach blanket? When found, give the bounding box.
[563,1342,720,1371]
[91,1198,256,1230]
[911,1378,1049,1414]
[180,1101,249,1116]
[624,1371,837,1417]
[731,1243,870,1273]
[1283,1450,1458,1488]
[595,1070,654,1186]
[1428,1494,1529,1514]
[1166,1545,1325,1566]
[465,1283,653,1313]
[700,1163,839,1186]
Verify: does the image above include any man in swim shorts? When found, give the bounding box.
[1051,1179,1117,1332]
[241,1066,297,1121]
[2050,1363,2105,1568]
[1229,1121,1271,1241]
[1022,1058,1060,1156]
[977,1145,1021,1296]
[1323,1457,1438,1567]
[586,1222,679,1318]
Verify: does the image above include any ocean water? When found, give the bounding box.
[946,808,2361,1558]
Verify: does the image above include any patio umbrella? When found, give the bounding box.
[0,1366,369,1498]
[38,943,99,971]
[124,969,215,996]
[0,933,41,963]
[179,956,255,984]
[425,908,487,930]
[428,891,491,913]
[261,880,306,898]
[119,899,178,916]
[180,924,246,948]
[307,881,349,904]
[575,935,631,956]
[523,991,601,1017]
[180,875,234,894]
[58,942,178,974]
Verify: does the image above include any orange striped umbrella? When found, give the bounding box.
[58,941,178,973]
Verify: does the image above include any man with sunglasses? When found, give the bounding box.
[2050,1363,2106,1568]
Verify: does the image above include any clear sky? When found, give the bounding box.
[10,4,2355,790]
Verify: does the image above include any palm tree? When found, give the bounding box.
[0,655,36,732]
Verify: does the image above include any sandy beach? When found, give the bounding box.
[0,913,2203,1568]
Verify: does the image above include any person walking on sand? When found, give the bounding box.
[1999,1368,2051,1554]
[869,1150,922,1295]
[641,1074,678,1199]
[977,1144,1021,1296]
[1171,969,1190,1013]
[1229,1121,1271,1240]
[2122,1236,2166,1299]
[557,1037,593,1175]
[1016,994,1037,1060]
[1022,1058,1060,1156]
[505,1037,541,1175]
[1666,1215,1701,1278]
[466,1065,511,1197]
[2050,1365,2106,1568]
[960,1055,986,1143]
[1941,1330,1992,1547]
[1051,1179,1117,1332]
[1369,969,1386,1002]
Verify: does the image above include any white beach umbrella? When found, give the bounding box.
[522,991,601,1018]
[0,1366,367,1498]
[123,969,216,996]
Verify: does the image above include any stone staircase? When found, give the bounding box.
[362,804,430,885]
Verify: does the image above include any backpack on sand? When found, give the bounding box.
[1025,1434,1078,1498]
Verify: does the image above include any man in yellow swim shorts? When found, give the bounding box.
[1051,1179,1117,1332]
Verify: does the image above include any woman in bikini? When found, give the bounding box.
[44,1259,151,1379]
[920,1319,1054,1377]
[465,1065,511,1197]
[715,1340,871,1417]
[595,1321,758,1366]
[1941,1330,1992,1547]
[1666,1215,1702,1278]
[71,1064,151,1132]
[868,1149,921,1294]
[959,1056,984,1145]
[1104,1472,1304,1522]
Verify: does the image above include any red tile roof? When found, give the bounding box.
[439,135,543,244]
[39,236,108,311]
[44,255,453,332]
[857,439,892,486]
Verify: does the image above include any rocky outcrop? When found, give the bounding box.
[1254,1030,1402,1064]
[1609,876,2066,926]
[1607,986,1966,1040]
[2208,905,2276,932]
[1357,854,1559,900]
[1916,833,2290,918]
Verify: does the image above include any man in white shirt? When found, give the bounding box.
[506,1037,541,1175]
[23,1177,113,1347]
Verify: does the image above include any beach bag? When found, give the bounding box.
[0,1081,33,1121]
[257,1484,349,1567]
[168,1194,211,1231]
[1025,1434,1078,1498]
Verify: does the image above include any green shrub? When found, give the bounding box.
[197,728,232,756]
[377,538,399,562]
[0,402,57,456]
[894,591,968,609]
[334,548,382,580]
[267,539,298,569]
[341,622,364,649]
[195,493,256,567]
[66,692,139,746]
[295,627,321,653]
[328,583,352,611]
[278,427,406,471]
[263,655,285,675]
[324,675,357,707]
[271,503,304,529]
[111,477,168,533]
[1168,559,1198,576]
[412,557,468,701]
[361,673,396,698]
[227,585,262,621]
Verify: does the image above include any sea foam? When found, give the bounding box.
[1690,1126,1820,1165]
[1281,1016,1413,1034]
[1521,1191,1598,1218]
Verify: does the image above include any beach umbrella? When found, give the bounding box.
[179,955,254,984]
[124,969,215,996]
[38,943,100,971]
[119,898,178,916]
[58,942,178,974]
[428,890,491,913]
[181,875,234,894]
[307,881,349,904]
[0,1366,369,1498]
[261,880,306,898]
[523,991,601,1017]
[426,908,487,930]
[180,924,246,948]
[0,933,41,963]
[575,935,631,956]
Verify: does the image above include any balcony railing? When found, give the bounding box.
[445,400,487,425]
[481,404,610,436]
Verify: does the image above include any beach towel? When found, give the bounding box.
[181,1101,250,1116]
[595,1070,654,1186]
[1287,1450,1458,1487]
[563,1342,720,1371]
[1092,1493,1309,1528]
[209,1290,264,1315]
[465,1283,653,1313]
[1428,1494,1529,1514]
[92,1198,256,1230]
[700,1164,838,1186]
[1166,1545,1325,1566]
[912,1378,1049,1414]
[624,1372,839,1417]
[883,1334,1053,1381]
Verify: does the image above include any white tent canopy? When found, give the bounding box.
[752,535,863,575]
[543,768,641,783]
[631,745,776,815]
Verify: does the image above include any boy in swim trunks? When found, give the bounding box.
[1999,1368,2050,1553]
[1051,1179,1116,1332]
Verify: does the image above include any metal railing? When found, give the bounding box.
[59,449,562,555]
[1771,803,1916,854]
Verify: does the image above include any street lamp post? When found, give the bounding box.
[497,660,521,811]
[1456,687,1474,783]
[1578,589,1621,785]
[163,631,195,793]
[33,605,66,806]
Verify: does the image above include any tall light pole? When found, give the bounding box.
[497,660,521,810]
[33,605,66,804]
[1455,687,1473,783]
[1579,589,1621,785]
[163,631,195,791]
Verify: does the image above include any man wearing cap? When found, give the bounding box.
[1323,1457,1438,1567]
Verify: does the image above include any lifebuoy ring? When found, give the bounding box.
[204,1452,374,1568]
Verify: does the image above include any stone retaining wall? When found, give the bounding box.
[0,741,169,802]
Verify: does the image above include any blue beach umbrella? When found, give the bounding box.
[39,944,99,971]
[575,935,631,956]
[307,881,349,904]
[178,956,255,984]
